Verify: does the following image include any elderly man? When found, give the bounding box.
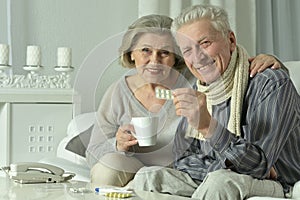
[133,4,300,199]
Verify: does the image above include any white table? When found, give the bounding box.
[0,175,193,200]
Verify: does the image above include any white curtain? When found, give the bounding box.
[256,0,300,62]
[138,0,256,55]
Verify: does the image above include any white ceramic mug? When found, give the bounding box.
[131,116,158,146]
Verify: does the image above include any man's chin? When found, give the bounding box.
[191,70,208,83]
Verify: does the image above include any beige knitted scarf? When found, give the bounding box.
[186,45,250,140]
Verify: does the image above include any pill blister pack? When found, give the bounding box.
[155,87,174,100]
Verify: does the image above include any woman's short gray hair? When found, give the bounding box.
[119,14,185,71]
[172,5,232,38]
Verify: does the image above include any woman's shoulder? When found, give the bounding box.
[98,76,127,102]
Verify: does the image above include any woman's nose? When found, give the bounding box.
[149,51,161,63]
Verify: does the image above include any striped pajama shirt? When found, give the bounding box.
[174,68,300,190]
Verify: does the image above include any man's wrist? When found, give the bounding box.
[204,118,217,139]
[197,117,217,139]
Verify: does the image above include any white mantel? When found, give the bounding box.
[0,88,80,166]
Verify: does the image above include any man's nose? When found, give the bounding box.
[191,46,210,65]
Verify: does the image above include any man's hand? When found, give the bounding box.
[116,124,138,152]
[267,167,278,180]
[248,54,281,77]
[173,88,211,136]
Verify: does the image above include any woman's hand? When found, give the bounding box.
[173,88,211,136]
[116,124,138,152]
[248,54,281,77]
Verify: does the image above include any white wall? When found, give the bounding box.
[0,0,256,113]
[7,0,138,81]
[0,0,139,113]
[0,0,9,47]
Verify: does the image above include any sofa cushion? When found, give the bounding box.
[55,112,95,163]
[65,125,93,157]
[284,61,300,94]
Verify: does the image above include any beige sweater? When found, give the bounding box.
[86,69,193,167]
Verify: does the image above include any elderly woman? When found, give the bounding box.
[86,14,281,187]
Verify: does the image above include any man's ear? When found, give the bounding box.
[228,31,236,52]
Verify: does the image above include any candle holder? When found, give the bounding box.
[0,64,11,72]
[54,65,74,72]
[0,64,11,87]
[53,66,73,89]
[23,65,42,72]
[0,45,74,89]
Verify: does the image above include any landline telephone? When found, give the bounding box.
[2,162,75,183]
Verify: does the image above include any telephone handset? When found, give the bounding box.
[10,162,64,175]
[7,162,75,183]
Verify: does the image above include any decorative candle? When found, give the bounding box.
[0,44,9,65]
[26,45,41,66]
[57,47,72,66]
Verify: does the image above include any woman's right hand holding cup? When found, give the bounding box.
[116,124,138,152]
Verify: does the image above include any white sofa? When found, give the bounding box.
[284,61,300,94]
[42,61,300,199]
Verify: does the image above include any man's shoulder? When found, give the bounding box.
[247,68,292,97]
[251,68,290,83]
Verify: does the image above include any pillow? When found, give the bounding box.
[63,112,96,158]
[65,125,93,157]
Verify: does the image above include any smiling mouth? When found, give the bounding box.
[146,68,162,73]
[195,60,216,71]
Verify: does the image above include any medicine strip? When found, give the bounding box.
[95,187,133,198]
[155,88,174,100]
[104,192,132,198]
